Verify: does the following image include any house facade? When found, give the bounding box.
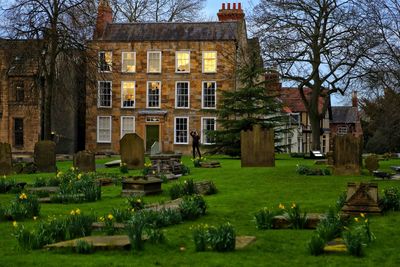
[86,1,252,154]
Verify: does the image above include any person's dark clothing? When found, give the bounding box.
[190,132,201,158]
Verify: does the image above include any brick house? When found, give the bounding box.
[86,1,254,154]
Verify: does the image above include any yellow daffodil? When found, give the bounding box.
[75,209,81,215]
[365,219,368,223]
[99,217,105,222]
[3,175,6,179]
[70,210,76,216]
[137,199,141,203]
[33,216,37,221]
[12,221,18,228]
[354,217,359,222]
[19,193,27,200]
[360,213,365,218]
[70,167,75,171]
[291,203,296,209]
[131,208,135,212]
[57,171,63,178]
[278,203,285,210]
[77,173,82,179]
[107,214,114,220]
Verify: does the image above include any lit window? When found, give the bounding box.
[147,51,161,73]
[201,117,216,144]
[174,117,189,144]
[175,82,190,108]
[121,81,135,108]
[338,126,348,135]
[122,52,136,72]
[97,116,112,143]
[202,81,216,109]
[147,81,161,108]
[176,51,190,73]
[99,51,112,72]
[98,81,112,108]
[121,116,135,138]
[202,51,217,73]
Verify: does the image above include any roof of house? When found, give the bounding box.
[280,87,326,113]
[331,106,358,124]
[98,21,239,42]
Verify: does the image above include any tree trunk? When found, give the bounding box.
[309,113,321,151]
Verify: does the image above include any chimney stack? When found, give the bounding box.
[94,0,112,40]
[265,68,281,97]
[217,2,245,22]
[352,91,358,108]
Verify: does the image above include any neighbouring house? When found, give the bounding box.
[0,39,85,155]
[86,1,256,154]
[330,91,363,138]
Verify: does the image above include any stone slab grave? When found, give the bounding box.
[105,160,121,168]
[149,154,183,175]
[34,141,57,173]
[97,178,114,186]
[121,176,163,196]
[341,182,382,215]
[0,142,12,175]
[120,133,145,169]
[199,161,221,168]
[235,236,257,250]
[333,134,362,175]
[194,181,217,195]
[73,150,95,172]
[240,125,275,167]
[28,186,59,194]
[272,213,350,229]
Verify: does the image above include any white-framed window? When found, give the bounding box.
[99,51,112,72]
[97,116,112,143]
[202,81,216,109]
[174,117,189,144]
[201,117,216,145]
[147,51,161,73]
[175,81,190,108]
[338,126,348,135]
[147,81,161,108]
[175,51,190,73]
[202,51,217,73]
[98,81,112,108]
[121,116,135,138]
[121,52,136,73]
[121,81,135,108]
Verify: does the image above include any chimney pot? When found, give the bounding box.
[227,3,231,9]
[238,3,242,9]
[233,3,236,9]
[222,3,225,9]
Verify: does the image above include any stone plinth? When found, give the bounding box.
[341,182,382,215]
[121,176,162,196]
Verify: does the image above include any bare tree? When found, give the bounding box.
[251,0,377,150]
[111,0,206,22]
[1,0,96,140]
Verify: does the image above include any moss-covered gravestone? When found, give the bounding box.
[240,125,275,167]
[333,134,362,175]
[341,182,382,215]
[120,133,144,169]
[73,150,96,172]
[0,143,12,175]
[34,141,56,173]
[365,154,379,175]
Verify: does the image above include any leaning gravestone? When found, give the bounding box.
[333,134,362,175]
[341,182,382,215]
[34,141,57,173]
[150,141,160,155]
[120,133,144,169]
[0,143,12,175]
[73,150,96,172]
[240,125,274,167]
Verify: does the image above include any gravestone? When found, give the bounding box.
[73,150,96,172]
[149,154,183,175]
[333,134,362,175]
[34,141,57,173]
[150,141,160,155]
[120,133,145,169]
[341,182,382,215]
[240,125,275,167]
[121,176,162,196]
[0,143,12,175]
[365,154,379,174]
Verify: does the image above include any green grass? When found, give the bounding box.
[1,155,400,266]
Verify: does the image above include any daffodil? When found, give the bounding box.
[278,203,285,210]
[131,208,135,212]
[70,210,76,216]
[19,193,27,200]
[360,213,365,218]
[99,217,105,222]
[107,214,114,220]
[77,173,82,179]
[33,216,37,220]
[152,170,156,174]
[291,203,296,209]
[12,221,18,228]
[137,199,141,203]
[57,171,63,178]
[354,217,359,222]
[70,167,75,171]
[75,209,81,215]
[365,219,368,223]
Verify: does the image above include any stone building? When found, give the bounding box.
[86,1,254,154]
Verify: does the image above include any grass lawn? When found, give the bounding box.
[1,154,400,267]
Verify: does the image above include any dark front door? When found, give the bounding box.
[146,125,159,152]
[14,118,24,147]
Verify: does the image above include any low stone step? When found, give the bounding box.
[44,235,132,250]
[28,186,59,194]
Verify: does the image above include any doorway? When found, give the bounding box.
[146,125,159,152]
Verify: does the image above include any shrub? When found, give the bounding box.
[208,222,236,252]
[169,179,198,200]
[100,214,117,236]
[336,191,347,211]
[75,239,94,254]
[179,195,207,220]
[254,207,281,230]
[308,234,325,256]
[380,187,400,212]
[142,162,152,176]
[120,162,129,174]
[316,208,344,241]
[181,164,190,175]
[191,157,205,168]
[127,212,147,252]
[296,164,331,176]
[111,207,133,223]
[203,181,218,195]
[158,208,182,226]
[290,152,305,158]
[5,193,40,220]
[192,224,209,252]
[67,209,95,239]
[364,154,379,174]
[33,177,47,187]
[126,195,145,211]
[284,203,308,229]
[145,227,165,244]
[13,223,43,250]
[169,183,184,200]
[47,176,61,187]
[343,229,365,257]
[0,176,18,194]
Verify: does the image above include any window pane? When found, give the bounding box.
[203,118,216,144]
[98,117,111,142]
[122,52,135,72]
[148,52,161,72]
[122,81,135,107]
[176,82,189,108]
[15,82,24,102]
[99,52,112,72]
[121,116,135,138]
[98,81,112,107]
[175,117,188,144]
[14,118,24,147]
[176,52,190,72]
[147,81,161,108]
[203,52,216,72]
[203,82,216,108]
